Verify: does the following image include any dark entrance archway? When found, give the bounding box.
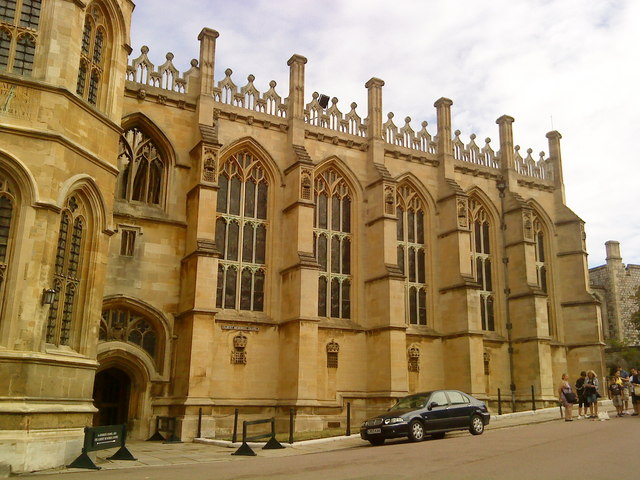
[93,367,131,426]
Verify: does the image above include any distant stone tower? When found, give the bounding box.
[590,241,640,344]
[0,0,133,472]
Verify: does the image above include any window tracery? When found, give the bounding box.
[0,1,40,76]
[313,168,351,319]
[396,184,427,326]
[46,195,86,346]
[118,127,165,206]
[76,3,107,105]
[100,307,158,361]
[215,150,268,311]
[469,198,495,331]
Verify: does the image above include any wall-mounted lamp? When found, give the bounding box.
[42,288,56,306]
[496,178,507,198]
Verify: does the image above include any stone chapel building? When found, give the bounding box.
[0,0,605,472]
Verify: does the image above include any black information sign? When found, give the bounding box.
[67,424,137,470]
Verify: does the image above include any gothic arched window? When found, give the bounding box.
[396,184,428,325]
[314,168,352,319]
[46,196,86,346]
[215,150,268,311]
[118,127,165,206]
[100,307,158,361]
[469,198,495,331]
[0,176,16,318]
[532,213,555,337]
[0,1,41,76]
[76,3,107,105]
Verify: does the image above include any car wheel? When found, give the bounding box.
[431,432,446,440]
[408,419,425,442]
[469,414,484,435]
[369,438,385,446]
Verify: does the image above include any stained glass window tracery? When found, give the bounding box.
[215,151,268,312]
[396,184,428,325]
[314,168,351,319]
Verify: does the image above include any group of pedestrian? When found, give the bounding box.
[558,366,640,422]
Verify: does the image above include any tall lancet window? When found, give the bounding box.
[215,151,268,311]
[314,168,352,319]
[118,128,165,206]
[470,199,495,331]
[46,196,86,346]
[76,3,107,105]
[533,217,547,293]
[532,213,555,337]
[0,176,16,318]
[396,184,427,325]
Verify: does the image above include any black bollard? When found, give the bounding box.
[232,408,239,444]
[289,408,295,444]
[346,402,351,436]
[531,385,536,411]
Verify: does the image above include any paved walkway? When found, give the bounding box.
[25,401,618,476]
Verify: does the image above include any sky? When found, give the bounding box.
[129,0,640,268]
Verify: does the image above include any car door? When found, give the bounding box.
[445,390,473,428]
[420,391,450,431]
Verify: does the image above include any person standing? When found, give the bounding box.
[618,367,631,414]
[583,370,599,418]
[630,368,640,416]
[559,373,576,421]
[575,371,588,419]
[609,375,624,417]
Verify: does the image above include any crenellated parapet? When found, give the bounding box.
[126,46,196,94]
[383,114,436,154]
[304,93,367,137]
[124,35,561,186]
[213,69,287,117]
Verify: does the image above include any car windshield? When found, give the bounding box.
[390,394,430,411]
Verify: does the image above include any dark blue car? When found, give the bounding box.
[360,390,490,446]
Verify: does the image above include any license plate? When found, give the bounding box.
[367,428,381,434]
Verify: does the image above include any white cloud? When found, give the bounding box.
[130,0,640,266]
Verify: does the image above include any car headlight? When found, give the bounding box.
[383,417,404,425]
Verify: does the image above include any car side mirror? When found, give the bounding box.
[427,402,437,411]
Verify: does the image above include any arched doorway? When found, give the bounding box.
[93,367,131,426]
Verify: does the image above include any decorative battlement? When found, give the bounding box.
[124,34,560,186]
[513,146,551,180]
[305,93,366,137]
[213,69,287,117]
[452,131,498,168]
[383,114,436,154]
[126,46,198,94]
